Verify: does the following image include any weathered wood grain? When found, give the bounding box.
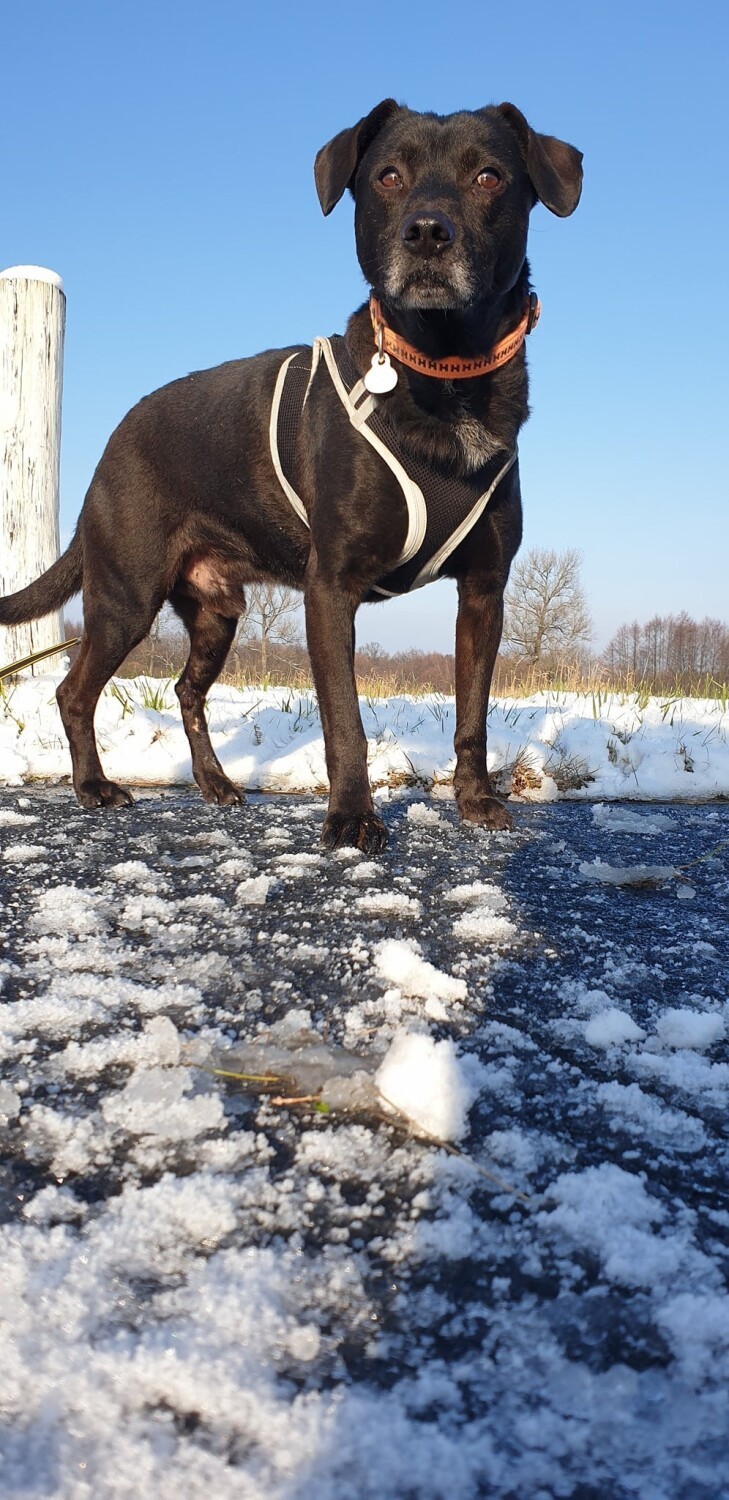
[0,267,66,672]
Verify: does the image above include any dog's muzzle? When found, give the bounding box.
[400,210,456,258]
[384,212,473,308]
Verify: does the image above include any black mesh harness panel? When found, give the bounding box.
[269,335,516,596]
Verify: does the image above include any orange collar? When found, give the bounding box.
[368,292,540,380]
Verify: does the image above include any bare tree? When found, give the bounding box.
[502,547,593,665]
[602,613,729,686]
[603,619,642,678]
[360,641,388,665]
[237,583,303,678]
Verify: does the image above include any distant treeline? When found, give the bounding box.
[602,613,729,685]
[65,610,729,697]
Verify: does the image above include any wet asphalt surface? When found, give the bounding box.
[3,786,728,1238]
[1,787,728,1498]
[2,786,728,1235]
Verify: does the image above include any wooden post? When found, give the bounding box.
[0,265,66,671]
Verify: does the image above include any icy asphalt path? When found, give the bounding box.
[1,789,728,1500]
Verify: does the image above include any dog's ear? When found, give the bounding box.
[314,99,402,216]
[497,103,583,217]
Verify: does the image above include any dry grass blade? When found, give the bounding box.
[375,1090,532,1204]
[437,1139,532,1205]
[270,1093,324,1106]
[678,838,729,871]
[190,1062,288,1088]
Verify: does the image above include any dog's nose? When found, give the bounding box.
[400,211,456,256]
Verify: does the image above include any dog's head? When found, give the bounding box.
[315,102,582,312]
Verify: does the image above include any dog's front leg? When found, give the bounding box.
[453,574,513,831]
[304,563,387,853]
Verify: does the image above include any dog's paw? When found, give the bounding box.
[322,811,388,854]
[76,778,134,810]
[457,793,513,832]
[198,772,244,807]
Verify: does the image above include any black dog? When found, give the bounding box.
[0,101,582,852]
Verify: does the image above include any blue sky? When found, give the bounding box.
[3,0,727,653]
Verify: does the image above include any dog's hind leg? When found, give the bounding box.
[172,598,242,805]
[57,604,160,808]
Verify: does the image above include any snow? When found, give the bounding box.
[2,675,729,800]
[656,1292,729,1382]
[655,1008,726,1050]
[2,841,46,861]
[539,1163,675,1288]
[0,263,64,290]
[344,858,381,883]
[584,1008,647,1047]
[405,800,445,826]
[0,1080,20,1119]
[444,879,508,911]
[355,891,422,917]
[375,1030,482,1141]
[452,909,518,943]
[286,1323,322,1361]
[442,879,517,944]
[374,938,466,1003]
[235,874,275,905]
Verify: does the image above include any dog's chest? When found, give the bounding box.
[452,412,505,473]
[270,338,515,597]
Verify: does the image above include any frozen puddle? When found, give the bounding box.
[1,789,728,1499]
[187,1023,484,1145]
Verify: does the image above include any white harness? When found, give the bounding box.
[269,336,516,597]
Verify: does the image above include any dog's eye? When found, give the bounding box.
[379,168,403,189]
[475,169,501,190]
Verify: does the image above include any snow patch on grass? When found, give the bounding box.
[3,676,729,800]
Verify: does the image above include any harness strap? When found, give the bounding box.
[404,447,516,592]
[269,353,308,526]
[317,337,426,570]
[270,338,516,596]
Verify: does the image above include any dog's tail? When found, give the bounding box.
[0,531,83,625]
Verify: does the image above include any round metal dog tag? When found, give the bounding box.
[364,352,398,394]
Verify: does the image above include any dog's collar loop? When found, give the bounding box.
[368,291,540,381]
